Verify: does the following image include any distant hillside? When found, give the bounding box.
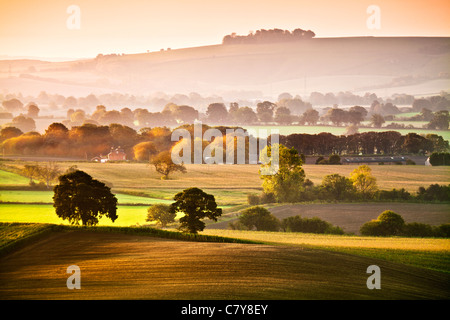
[1,37,449,100]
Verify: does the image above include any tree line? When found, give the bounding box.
[222,28,316,45]
[256,144,450,205]
[1,121,448,164]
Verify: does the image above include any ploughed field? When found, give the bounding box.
[0,229,449,300]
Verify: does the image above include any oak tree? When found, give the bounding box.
[53,170,118,226]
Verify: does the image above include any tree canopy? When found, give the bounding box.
[169,187,222,233]
[53,170,118,226]
[260,144,305,203]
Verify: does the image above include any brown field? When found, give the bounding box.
[0,230,449,300]
[209,202,450,235]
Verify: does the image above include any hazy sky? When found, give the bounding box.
[1,0,449,59]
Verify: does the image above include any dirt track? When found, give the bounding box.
[0,231,449,300]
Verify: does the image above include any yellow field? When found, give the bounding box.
[201,229,450,252]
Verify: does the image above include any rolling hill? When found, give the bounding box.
[0,229,448,299]
[1,37,449,99]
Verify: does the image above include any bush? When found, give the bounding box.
[416,184,450,202]
[401,223,435,237]
[429,152,450,166]
[259,192,276,204]
[238,206,280,231]
[375,188,411,201]
[281,215,344,234]
[377,210,405,235]
[247,193,260,205]
[328,154,341,164]
[360,210,405,236]
[360,220,385,236]
[437,224,450,237]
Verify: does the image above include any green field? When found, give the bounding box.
[0,204,156,226]
[0,190,172,205]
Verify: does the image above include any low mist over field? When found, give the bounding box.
[1,36,449,101]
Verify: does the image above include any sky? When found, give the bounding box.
[0,0,449,60]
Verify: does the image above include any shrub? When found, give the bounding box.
[315,156,325,164]
[281,215,344,234]
[437,224,450,237]
[429,152,450,166]
[401,223,435,237]
[259,192,276,204]
[328,154,341,164]
[377,210,405,235]
[360,210,405,236]
[247,193,260,205]
[416,184,450,202]
[238,206,280,231]
[375,188,411,201]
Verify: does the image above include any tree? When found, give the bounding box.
[22,164,41,184]
[146,204,176,228]
[170,187,222,233]
[53,170,118,226]
[370,114,385,128]
[206,103,228,123]
[0,127,23,142]
[151,150,187,179]
[321,173,355,200]
[301,109,319,125]
[427,111,449,130]
[348,106,367,125]
[274,107,292,125]
[238,206,280,231]
[25,102,40,118]
[256,101,276,122]
[377,210,405,235]
[360,210,405,236]
[429,152,450,166]
[350,165,378,199]
[2,98,23,112]
[37,162,61,189]
[260,144,305,203]
[133,141,157,161]
[9,115,36,132]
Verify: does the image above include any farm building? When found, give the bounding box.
[91,147,126,162]
[342,156,407,165]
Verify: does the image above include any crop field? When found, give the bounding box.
[2,162,449,203]
[0,227,449,300]
[0,159,449,300]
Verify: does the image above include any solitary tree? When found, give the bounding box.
[350,165,378,199]
[146,204,176,228]
[321,173,355,200]
[370,114,385,128]
[151,150,186,179]
[260,144,305,203]
[53,170,118,226]
[170,187,222,233]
